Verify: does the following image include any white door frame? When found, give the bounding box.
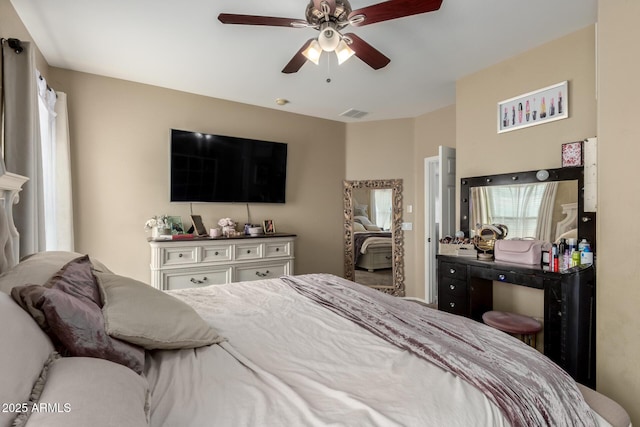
[424,156,439,303]
[424,146,456,304]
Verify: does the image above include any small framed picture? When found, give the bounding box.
[263,219,275,234]
[167,216,184,235]
[562,141,583,167]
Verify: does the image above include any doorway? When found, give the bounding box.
[424,146,456,303]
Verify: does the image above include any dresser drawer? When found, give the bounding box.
[235,261,289,282]
[150,235,296,289]
[470,266,544,289]
[235,243,262,260]
[440,261,467,280]
[202,245,232,263]
[264,241,291,258]
[161,247,197,266]
[439,277,467,296]
[163,267,231,290]
[438,292,468,316]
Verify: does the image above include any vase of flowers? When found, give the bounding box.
[218,217,236,237]
[145,215,171,239]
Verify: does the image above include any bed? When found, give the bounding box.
[0,174,631,427]
[354,230,393,271]
[353,216,393,271]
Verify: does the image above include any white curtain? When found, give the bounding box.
[474,182,555,239]
[37,71,74,251]
[37,71,57,249]
[535,182,558,242]
[2,40,45,256]
[53,92,74,251]
[470,187,493,234]
[370,189,392,230]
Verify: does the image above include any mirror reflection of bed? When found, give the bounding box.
[352,188,393,287]
[343,179,404,295]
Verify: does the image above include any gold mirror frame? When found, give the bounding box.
[343,179,405,296]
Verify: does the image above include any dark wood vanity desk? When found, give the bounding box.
[437,254,596,387]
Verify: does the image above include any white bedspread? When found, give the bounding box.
[145,276,609,427]
[360,236,391,253]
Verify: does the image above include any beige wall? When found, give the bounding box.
[596,1,640,423]
[345,119,417,295]
[345,108,456,298]
[46,69,346,283]
[457,26,597,179]
[413,105,457,298]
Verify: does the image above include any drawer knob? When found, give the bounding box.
[178,253,183,258]
[214,251,219,255]
[190,277,208,284]
[498,274,506,281]
[449,268,456,274]
[276,248,280,252]
[449,284,456,290]
[247,250,251,254]
[255,270,270,277]
[449,302,456,308]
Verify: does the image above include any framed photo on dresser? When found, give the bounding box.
[263,219,275,234]
[190,215,208,236]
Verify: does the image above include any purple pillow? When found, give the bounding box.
[11,255,144,374]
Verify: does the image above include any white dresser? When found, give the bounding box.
[149,234,295,290]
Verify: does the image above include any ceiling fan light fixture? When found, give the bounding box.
[302,39,322,65]
[335,39,355,64]
[318,23,340,52]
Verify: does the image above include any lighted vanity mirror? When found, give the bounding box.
[343,179,404,296]
[460,167,596,251]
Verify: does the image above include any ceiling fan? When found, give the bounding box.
[218,0,443,73]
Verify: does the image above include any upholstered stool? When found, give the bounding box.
[482,310,542,348]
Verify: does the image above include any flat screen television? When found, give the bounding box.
[170,129,287,203]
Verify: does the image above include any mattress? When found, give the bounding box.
[145,275,609,427]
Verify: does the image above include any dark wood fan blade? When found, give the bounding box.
[282,39,315,74]
[348,0,443,27]
[218,13,306,27]
[343,33,390,70]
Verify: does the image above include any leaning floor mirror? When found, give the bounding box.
[343,179,405,296]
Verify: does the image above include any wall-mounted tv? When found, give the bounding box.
[170,129,287,203]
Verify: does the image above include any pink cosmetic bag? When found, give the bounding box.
[494,239,551,265]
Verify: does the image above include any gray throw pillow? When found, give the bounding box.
[11,255,144,374]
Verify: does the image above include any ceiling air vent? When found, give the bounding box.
[340,108,369,119]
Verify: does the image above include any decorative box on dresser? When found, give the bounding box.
[149,234,295,290]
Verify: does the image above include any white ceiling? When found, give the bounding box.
[10,0,597,123]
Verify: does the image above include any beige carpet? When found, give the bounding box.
[354,268,393,288]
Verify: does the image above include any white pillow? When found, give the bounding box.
[354,215,373,226]
[364,224,382,231]
[25,357,149,427]
[96,271,224,350]
[354,205,368,217]
[353,222,367,232]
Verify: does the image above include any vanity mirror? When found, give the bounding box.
[344,179,404,296]
[460,167,595,251]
